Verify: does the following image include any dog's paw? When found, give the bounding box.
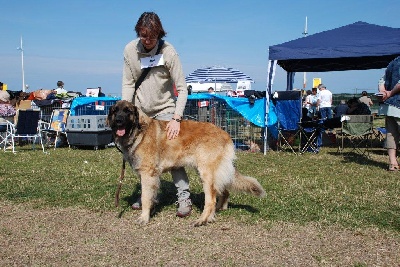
[192,216,216,227]
[193,219,207,227]
[135,216,150,226]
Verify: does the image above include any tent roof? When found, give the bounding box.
[268,21,400,72]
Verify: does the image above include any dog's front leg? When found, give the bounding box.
[136,174,160,225]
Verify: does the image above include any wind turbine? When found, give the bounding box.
[17,36,25,92]
[302,17,308,89]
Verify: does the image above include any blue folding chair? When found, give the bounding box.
[273,91,302,154]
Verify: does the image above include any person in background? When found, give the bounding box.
[378,56,400,171]
[346,97,371,115]
[306,87,318,119]
[303,89,311,109]
[333,99,349,118]
[55,81,67,95]
[98,87,106,97]
[121,11,192,216]
[317,84,333,120]
[208,87,215,93]
[358,91,373,111]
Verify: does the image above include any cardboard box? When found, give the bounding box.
[16,100,32,110]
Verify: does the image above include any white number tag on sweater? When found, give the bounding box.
[140,54,164,69]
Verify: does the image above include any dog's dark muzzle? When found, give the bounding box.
[114,113,127,127]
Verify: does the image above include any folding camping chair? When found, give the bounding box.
[273,90,302,154]
[41,108,70,149]
[337,115,374,157]
[4,109,45,153]
[0,120,12,149]
[298,120,324,154]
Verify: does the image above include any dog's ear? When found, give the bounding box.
[106,103,117,126]
[132,105,141,130]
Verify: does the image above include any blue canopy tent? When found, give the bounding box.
[266,21,400,92]
[264,21,400,154]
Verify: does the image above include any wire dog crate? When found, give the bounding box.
[183,97,263,152]
[72,99,117,116]
[36,101,64,123]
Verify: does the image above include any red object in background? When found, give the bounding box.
[27,92,35,100]
[197,101,209,107]
[173,84,178,96]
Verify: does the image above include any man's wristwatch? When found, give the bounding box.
[172,118,182,122]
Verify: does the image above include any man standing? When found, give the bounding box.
[378,56,400,171]
[358,91,373,110]
[317,84,333,120]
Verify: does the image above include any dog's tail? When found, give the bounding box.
[230,169,266,197]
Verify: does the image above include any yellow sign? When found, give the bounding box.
[313,78,321,88]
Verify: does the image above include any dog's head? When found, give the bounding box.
[107,100,141,138]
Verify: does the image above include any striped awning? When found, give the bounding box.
[185,66,254,83]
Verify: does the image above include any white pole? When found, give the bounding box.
[17,36,25,92]
[302,17,308,89]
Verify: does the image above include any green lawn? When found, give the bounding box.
[0,141,399,233]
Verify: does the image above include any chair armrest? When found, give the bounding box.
[39,120,50,131]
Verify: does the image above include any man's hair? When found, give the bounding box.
[135,12,166,39]
[361,91,368,96]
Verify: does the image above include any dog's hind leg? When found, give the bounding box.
[216,189,230,211]
[136,174,160,225]
[193,173,217,227]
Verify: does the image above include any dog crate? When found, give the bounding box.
[66,131,112,149]
[184,94,264,152]
[66,115,109,132]
[69,97,120,116]
[36,100,64,122]
[66,115,112,149]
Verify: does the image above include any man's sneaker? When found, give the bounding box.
[131,197,141,210]
[176,198,192,218]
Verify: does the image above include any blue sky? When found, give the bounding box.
[1,0,399,96]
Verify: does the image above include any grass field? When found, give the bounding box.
[1,134,399,266]
[1,140,398,231]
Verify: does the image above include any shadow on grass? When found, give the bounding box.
[327,149,389,170]
[117,180,203,218]
[116,180,260,219]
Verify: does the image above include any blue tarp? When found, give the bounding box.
[188,93,277,127]
[70,97,121,116]
[69,95,279,129]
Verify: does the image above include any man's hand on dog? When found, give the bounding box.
[166,119,181,140]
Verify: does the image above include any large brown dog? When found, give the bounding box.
[107,100,266,226]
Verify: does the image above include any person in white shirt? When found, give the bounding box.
[317,84,333,120]
[55,81,67,95]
